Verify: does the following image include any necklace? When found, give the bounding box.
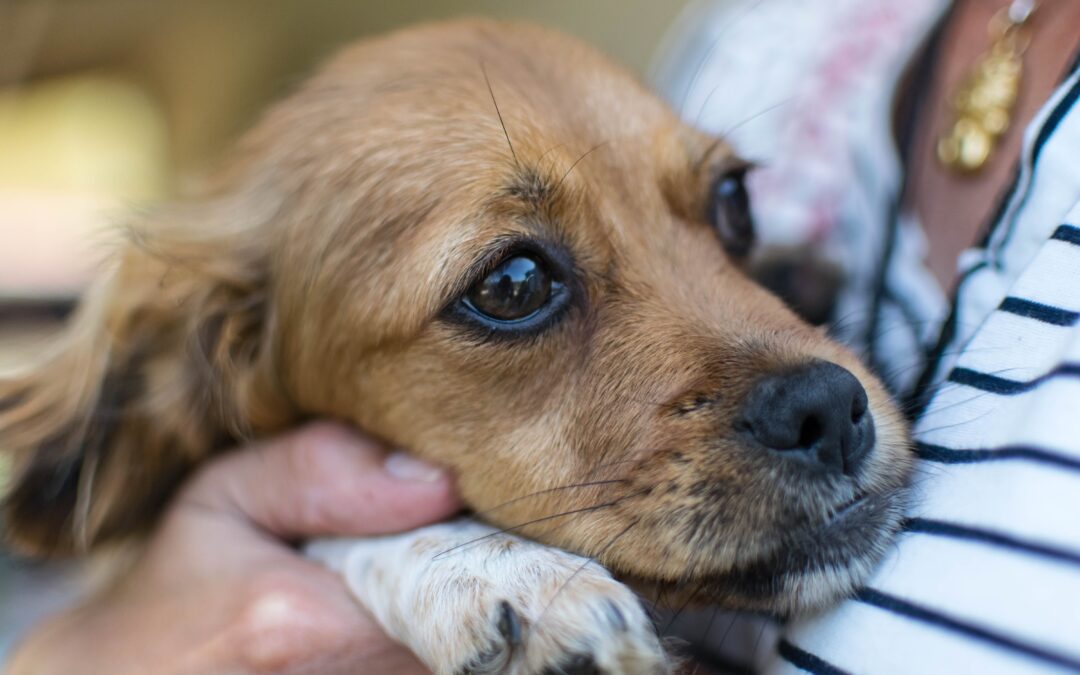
[937,0,1036,173]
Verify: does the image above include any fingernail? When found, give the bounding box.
[384,452,445,482]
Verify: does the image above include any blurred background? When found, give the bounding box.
[0,0,694,661]
[0,0,691,303]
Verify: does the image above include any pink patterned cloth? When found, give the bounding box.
[652,0,950,392]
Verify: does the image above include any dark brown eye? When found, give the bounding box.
[709,169,755,257]
[465,254,554,322]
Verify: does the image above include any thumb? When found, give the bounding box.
[181,422,461,539]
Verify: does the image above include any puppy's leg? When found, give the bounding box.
[306,519,669,675]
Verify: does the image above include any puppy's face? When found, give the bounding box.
[0,21,910,616]
[268,22,912,615]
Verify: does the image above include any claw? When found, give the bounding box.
[497,600,522,648]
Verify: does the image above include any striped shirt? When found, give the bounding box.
[652,1,1080,672]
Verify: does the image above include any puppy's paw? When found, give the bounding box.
[454,562,667,675]
[306,520,670,675]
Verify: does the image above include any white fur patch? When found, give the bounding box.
[306,519,670,674]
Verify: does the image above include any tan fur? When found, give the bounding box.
[0,19,910,616]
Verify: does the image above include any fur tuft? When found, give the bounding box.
[1,201,293,556]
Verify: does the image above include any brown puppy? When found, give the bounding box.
[0,17,910,634]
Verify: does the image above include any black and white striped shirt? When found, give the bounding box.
[653,1,1080,672]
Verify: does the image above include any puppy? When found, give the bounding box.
[0,19,912,674]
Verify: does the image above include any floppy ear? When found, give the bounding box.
[0,199,294,556]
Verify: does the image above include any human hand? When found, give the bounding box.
[6,422,461,674]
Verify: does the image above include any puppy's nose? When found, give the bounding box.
[736,361,874,475]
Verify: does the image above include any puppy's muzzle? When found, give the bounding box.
[736,360,875,476]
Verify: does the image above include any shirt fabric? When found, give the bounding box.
[651,1,1080,673]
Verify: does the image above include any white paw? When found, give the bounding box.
[306,520,670,675]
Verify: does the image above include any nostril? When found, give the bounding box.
[851,383,869,425]
[738,360,874,475]
[851,397,866,424]
[797,415,824,449]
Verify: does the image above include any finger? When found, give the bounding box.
[222,561,433,675]
[180,422,461,539]
[301,572,434,675]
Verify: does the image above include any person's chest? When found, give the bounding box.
[904,0,1080,288]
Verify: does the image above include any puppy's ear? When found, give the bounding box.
[0,199,293,556]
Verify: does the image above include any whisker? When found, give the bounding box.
[472,479,629,518]
[913,362,1035,410]
[884,345,1000,382]
[677,0,767,116]
[480,62,518,167]
[688,605,722,675]
[432,488,649,560]
[712,96,793,138]
[555,141,609,193]
[662,586,701,635]
[913,406,996,437]
[534,140,570,169]
[909,389,992,420]
[649,586,669,631]
[751,616,772,661]
[825,307,875,335]
[579,455,652,491]
[716,612,740,657]
[690,83,724,129]
[535,518,640,630]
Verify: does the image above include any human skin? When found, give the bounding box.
[9,4,1079,674]
[4,423,461,675]
[907,0,1080,286]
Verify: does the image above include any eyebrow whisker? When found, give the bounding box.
[555,140,609,193]
[481,61,519,167]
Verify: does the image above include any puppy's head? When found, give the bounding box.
[0,20,910,616]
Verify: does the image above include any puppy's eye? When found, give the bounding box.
[464,254,558,322]
[709,168,755,257]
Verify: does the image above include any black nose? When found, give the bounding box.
[736,361,874,475]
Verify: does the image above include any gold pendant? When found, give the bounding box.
[937,8,1031,174]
